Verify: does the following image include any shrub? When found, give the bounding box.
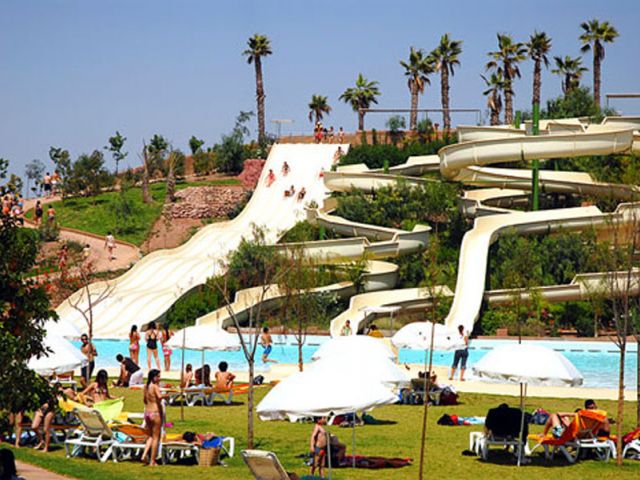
[38,220,60,242]
[193,151,217,176]
[165,286,222,329]
[338,138,454,170]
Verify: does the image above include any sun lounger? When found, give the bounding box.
[474,404,530,462]
[621,427,640,459]
[64,408,116,462]
[241,449,299,480]
[529,409,615,463]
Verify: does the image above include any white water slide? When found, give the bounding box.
[57,144,347,338]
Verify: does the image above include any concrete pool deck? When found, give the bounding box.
[105,362,636,402]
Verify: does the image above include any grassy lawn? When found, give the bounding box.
[26,179,241,246]
[8,387,640,480]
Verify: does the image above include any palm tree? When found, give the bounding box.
[526,31,552,107]
[481,73,505,126]
[243,34,273,144]
[307,95,332,125]
[551,55,588,94]
[579,19,619,108]
[486,34,527,125]
[400,47,435,131]
[430,34,463,132]
[340,73,381,131]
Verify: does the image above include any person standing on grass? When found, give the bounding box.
[260,326,278,363]
[79,333,97,388]
[160,324,173,371]
[449,325,469,381]
[104,231,116,260]
[129,324,141,365]
[141,369,164,467]
[145,321,161,370]
[310,417,328,478]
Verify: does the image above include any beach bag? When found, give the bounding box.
[253,375,264,385]
[198,446,220,466]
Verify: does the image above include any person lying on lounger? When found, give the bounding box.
[540,399,611,439]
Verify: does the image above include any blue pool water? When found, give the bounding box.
[78,336,638,390]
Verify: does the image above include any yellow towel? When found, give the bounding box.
[93,398,124,422]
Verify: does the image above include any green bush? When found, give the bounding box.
[38,220,60,242]
[338,139,454,170]
[193,151,217,176]
[165,286,222,329]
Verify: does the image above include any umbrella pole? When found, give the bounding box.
[326,430,333,480]
[517,382,527,466]
[180,329,186,421]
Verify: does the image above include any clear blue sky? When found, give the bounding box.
[1,0,639,176]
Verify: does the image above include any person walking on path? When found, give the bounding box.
[104,232,116,260]
[34,200,43,225]
[449,325,469,381]
[46,205,56,223]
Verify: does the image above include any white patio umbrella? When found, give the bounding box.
[472,343,584,465]
[312,335,395,362]
[44,318,82,339]
[28,332,87,376]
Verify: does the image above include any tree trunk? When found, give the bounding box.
[142,164,152,204]
[616,342,625,464]
[409,83,419,132]
[532,59,541,105]
[166,162,176,203]
[358,110,365,131]
[441,64,451,132]
[247,360,255,449]
[593,47,601,110]
[255,58,266,144]
[504,81,513,125]
[490,93,499,126]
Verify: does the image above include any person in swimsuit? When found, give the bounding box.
[43,172,52,197]
[260,327,277,364]
[79,334,97,388]
[310,417,328,477]
[129,325,141,365]
[114,354,143,387]
[80,369,114,405]
[340,320,352,336]
[34,200,43,225]
[46,205,56,223]
[281,161,290,176]
[160,324,173,371]
[141,369,164,467]
[181,364,194,389]
[146,322,161,370]
[214,361,236,392]
[266,169,276,187]
[337,127,345,143]
[31,401,55,452]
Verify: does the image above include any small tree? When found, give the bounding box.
[386,115,406,146]
[189,136,205,156]
[106,131,128,176]
[217,112,254,174]
[112,178,136,235]
[25,159,45,198]
[165,149,182,204]
[207,226,288,448]
[48,147,72,199]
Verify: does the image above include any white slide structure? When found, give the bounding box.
[58,144,347,338]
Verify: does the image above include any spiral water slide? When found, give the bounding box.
[326,118,640,337]
[57,144,347,338]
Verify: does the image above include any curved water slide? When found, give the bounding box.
[57,144,347,338]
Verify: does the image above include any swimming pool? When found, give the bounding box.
[78,336,638,390]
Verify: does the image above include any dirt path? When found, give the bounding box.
[22,196,140,272]
[15,460,77,480]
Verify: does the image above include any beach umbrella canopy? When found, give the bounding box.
[44,318,82,339]
[257,367,398,421]
[166,325,241,351]
[311,335,395,361]
[471,343,584,387]
[392,321,464,351]
[307,352,410,389]
[28,332,87,376]
[472,343,583,466]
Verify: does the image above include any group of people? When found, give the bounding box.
[180,361,236,392]
[313,123,345,144]
[1,192,24,225]
[128,322,174,371]
[42,171,61,198]
[265,164,307,202]
[32,200,56,225]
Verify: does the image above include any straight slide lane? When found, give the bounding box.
[56,144,347,338]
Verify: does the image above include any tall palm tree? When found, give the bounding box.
[526,31,552,107]
[340,73,381,131]
[243,34,273,144]
[551,55,588,94]
[481,73,505,126]
[400,47,435,131]
[430,34,463,132]
[307,95,332,125]
[486,34,527,125]
[579,19,619,108]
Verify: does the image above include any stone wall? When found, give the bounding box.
[165,185,247,219]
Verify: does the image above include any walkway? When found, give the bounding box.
[16,460,77,480]
[22,195,140,272]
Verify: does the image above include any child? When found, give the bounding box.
[310,417,328,477]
